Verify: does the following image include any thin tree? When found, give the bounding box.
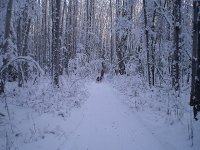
[115,0,132,75]
[190,0,200,120]
[0,0,14,94]
[110,0,113,64]
[172,0,181,93]
[52,0,61,87]
[143,0,151,86]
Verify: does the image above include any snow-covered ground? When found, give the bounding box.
[108,74,200,150]
[0,76,199,150]
[0,76,88,150]
[59,81,194,150]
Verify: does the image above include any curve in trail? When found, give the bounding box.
[62,82,167,150]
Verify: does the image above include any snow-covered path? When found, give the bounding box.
[61,82,168,150]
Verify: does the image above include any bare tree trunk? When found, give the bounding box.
[22,18,31,82]
[52,0,61,87]
[4,0,13,41]
[143,0,151,86]
[172,0,181,93]
[115,0,132,75]
[110,0,113,64]
[150,3,157,86]
[85,0,95,62]
[190,0,200,120]
[0,0,13,94]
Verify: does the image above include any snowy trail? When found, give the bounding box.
[60,82,169,150]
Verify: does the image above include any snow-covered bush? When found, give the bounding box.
[1,75,87,115]
[68,53,109,79]
[109,73,191,123]
[0,74,88,150]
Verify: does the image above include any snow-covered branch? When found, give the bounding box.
[0,56,44,75]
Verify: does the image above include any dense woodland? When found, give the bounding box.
[0,0,200,149]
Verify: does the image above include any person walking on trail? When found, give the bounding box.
[100,62,105,79]
[96,62,105,82]
[100,68,104,79]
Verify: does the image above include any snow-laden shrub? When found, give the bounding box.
[125,61,138,76]
[1,75,88,116]
[68,53,109,79]
[109,73,191,123]
[0,75,88,150]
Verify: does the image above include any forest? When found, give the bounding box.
[0,0,200,150]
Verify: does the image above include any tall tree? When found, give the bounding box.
[16,1,32,87]
[110,0,113,64]
[172,0,181,93]
[0,0,14,94]
[143,0,151,86]
[85,0,95,62]
[115,0,132,75]
[52,0,61,87]
[65,0,78,60]
[190,0,200,120]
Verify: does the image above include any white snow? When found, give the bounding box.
[60,82,171,150]
[0,78,199,150]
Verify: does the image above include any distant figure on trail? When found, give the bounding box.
[0,80,4,94]
[100,68,104,78]
[96,62,105,82]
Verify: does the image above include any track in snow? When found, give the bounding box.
[60,82,168,150]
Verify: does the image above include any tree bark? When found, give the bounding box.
[52,0,61,87]
[190,0,200,120]
[0,0,13,94]
[172,0,181,93]
[143,0,151,86]
[110,0,113,64]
